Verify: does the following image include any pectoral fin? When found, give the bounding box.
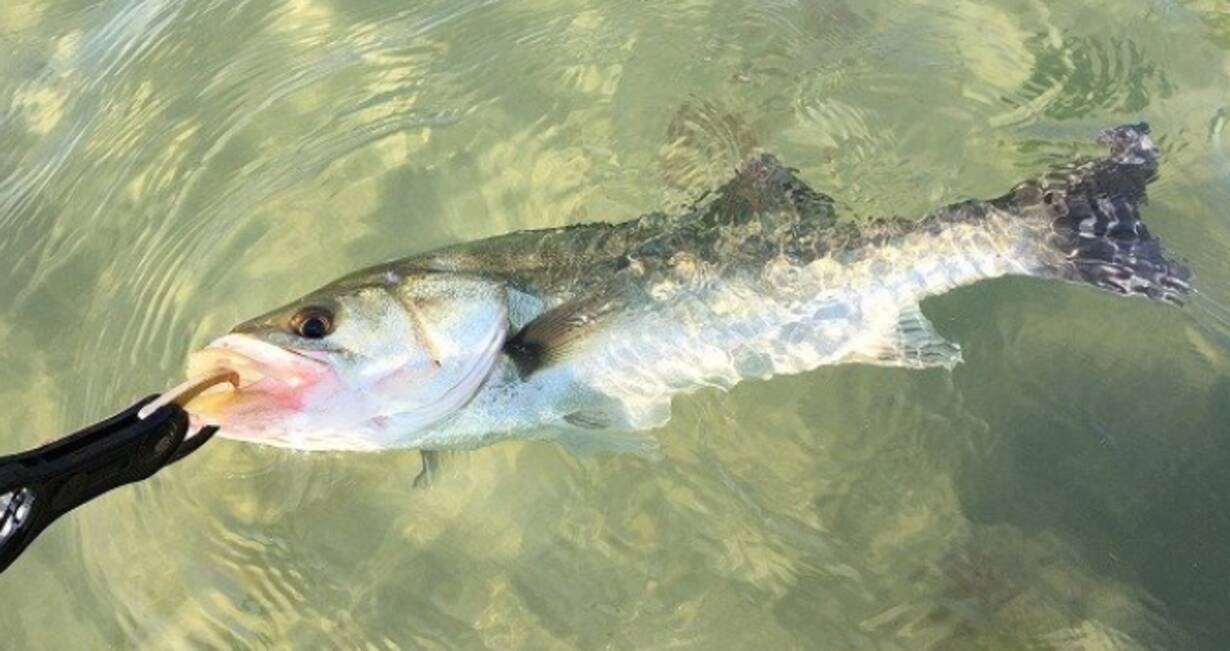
[852,306,963,370]
[504,279,639,378]
[503,300,598,377]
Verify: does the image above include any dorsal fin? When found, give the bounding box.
[693,154,838,230]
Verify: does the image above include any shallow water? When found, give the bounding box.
[2,0,1229,647]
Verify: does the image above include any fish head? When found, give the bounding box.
[186,269,509,450]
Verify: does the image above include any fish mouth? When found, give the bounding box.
[188,334,328,392]
[183,334,335,429]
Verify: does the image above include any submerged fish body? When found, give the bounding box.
[186,124,1190,452]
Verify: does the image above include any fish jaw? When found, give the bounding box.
[184,334,342,444]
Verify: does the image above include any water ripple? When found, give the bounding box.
[993,34,1174,127]
[1,0,1228,647]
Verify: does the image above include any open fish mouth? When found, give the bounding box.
[186,334,330,394]
[174,334,337,434]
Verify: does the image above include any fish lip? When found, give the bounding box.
[214,333,326,366]
[188,333,329,390]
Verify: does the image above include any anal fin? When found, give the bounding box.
[853,306,962,370]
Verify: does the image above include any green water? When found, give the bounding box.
[2,0,1229,647]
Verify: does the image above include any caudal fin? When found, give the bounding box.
[1001,123,1192,303]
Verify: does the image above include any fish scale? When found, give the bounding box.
[574,217,1019,404]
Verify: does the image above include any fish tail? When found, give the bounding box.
[999,123,1193,303]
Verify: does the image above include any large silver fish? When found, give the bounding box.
[184,124,1190,455]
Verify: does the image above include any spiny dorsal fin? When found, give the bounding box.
[695,154,838,230]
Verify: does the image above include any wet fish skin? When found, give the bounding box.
[186,124,1189,453]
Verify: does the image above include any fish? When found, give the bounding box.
[183,124,1191,455]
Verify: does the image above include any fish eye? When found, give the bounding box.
[290,306,334,339]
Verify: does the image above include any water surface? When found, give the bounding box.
[2,0,1229,648]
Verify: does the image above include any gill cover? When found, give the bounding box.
[360,271,511,437]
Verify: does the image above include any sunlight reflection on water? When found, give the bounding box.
[1,0,1228,647]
